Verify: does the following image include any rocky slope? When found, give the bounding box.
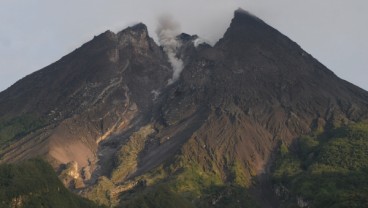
[0,8,368,207]
[0,23,171,178]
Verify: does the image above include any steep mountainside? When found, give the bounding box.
[0,23,171,172]
[0,9,368,207]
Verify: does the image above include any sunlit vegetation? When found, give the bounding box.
[121,185,195,208]
[111,125,155,183]
[272,122,368,208]
[83,176,117,207]
[121,183,259,208]
[117,154,259,208]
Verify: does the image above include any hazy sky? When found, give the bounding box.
[0,0,367,91]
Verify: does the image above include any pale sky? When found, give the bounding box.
[0,0,367,91]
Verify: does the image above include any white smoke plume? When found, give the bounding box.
[193,37,207,48]
[156,15,183,85]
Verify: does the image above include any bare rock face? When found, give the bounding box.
[0,23,171,183]
[59,161,84,188]
[149,8,368,181]
[1,8,368,206]
[124,11,367,207]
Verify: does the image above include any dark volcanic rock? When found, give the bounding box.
[0,23,171,171]
[154,8,368,180]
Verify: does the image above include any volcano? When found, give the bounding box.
[1,9,368,208]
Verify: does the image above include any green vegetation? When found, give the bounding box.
[196,185,260,208]
[166,157,223,198]
[121,183,259,208]
[0,158,103,208]
[272,122,368,208]
[121,185,195,208]
[116,154,259,208]
[84,176,117,207]
[111,125,155,183]
[0,114,46,148]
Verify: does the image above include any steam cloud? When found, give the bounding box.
[156,15,183,84]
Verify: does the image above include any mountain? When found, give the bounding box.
[0,23,171,167]
[1,8,368,207]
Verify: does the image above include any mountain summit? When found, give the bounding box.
[1,9,368,207]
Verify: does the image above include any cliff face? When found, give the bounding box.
[1,9,368,207]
